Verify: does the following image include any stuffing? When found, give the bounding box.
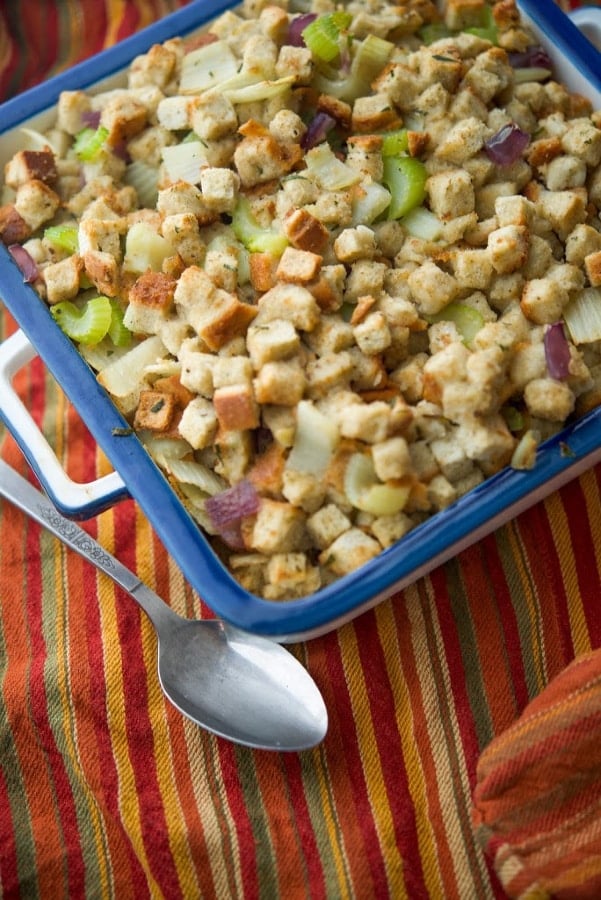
[8,0,601,601]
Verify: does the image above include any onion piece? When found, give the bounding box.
[564,288,601,344]
[286,401,339,476]
[484,122,530,166]
[287,13,317,46]
[300,112,336,150]
[204,479,260,529]
[81,109,101,129]
[508,46,553,71]
[544,322,571,380]
[8,244,39,283]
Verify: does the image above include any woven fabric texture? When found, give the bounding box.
[1,1,600,898]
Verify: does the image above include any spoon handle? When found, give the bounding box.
[0,458,174,626]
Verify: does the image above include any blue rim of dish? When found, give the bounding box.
[1,0,601,638]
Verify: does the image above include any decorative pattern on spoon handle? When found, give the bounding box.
[36,503,116,569]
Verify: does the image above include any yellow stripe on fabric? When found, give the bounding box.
[375,600,444,898]
[46,393,114,898]
[95,508,163,897]
[339,621,408,898]
[105,0,125,49]
[543,491,590,658]
[132,508,202,897]
[505,523,548,696]
[408,582,491,897]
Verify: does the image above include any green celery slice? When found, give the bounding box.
[108,300,132,348]
[428,302,485,346]
[50,295,113,345]
[44,224,79,254]
[382,155,427,219]
[231,197,288,256]
[73,126,109,162]
[302,11,352,63]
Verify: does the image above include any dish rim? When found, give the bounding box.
[1,0,601,640]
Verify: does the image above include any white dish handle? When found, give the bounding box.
[569,7,601,50]
[0,329,127,518]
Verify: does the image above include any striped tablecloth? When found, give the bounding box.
[0,2,599,897]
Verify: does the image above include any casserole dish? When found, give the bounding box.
[1,0,601,641]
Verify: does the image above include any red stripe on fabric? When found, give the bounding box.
[317,628,381,893]
[482,534,531,717]
[517,501,577,672]
[356,605,427,896]
[116,3,141,43]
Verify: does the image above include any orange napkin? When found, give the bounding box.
[472,649,601,898]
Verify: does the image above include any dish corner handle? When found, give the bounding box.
[0,330,129,519]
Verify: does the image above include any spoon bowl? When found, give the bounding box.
[0,459,328,751]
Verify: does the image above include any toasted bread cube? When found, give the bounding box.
[178,396,218,449]
[100,94,148,145]
[124,271,176,333]
[253,358,306,406]
[275,246,322,284]
[319,527,381,576]
[246,318,299,369]
[14,179,60,231]
[187,289,257,351]
[283,207,329,254]
[249,499,308,555]
[213,383,260,431]
[83,250,120,298]
[43,255,83,305]
[0,204,32,244]
[190,91,238,140]
[5,149,57,189]
[134,390,177,432]
[488,225,529,274]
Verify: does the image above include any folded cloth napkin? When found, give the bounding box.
[472,649,601,899]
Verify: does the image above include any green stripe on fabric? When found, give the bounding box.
[232,748,280,899]
[444,558,496,751]
[498,523,548,700]
[299,740,354,898]
[419,578,492,896]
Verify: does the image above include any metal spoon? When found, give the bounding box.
[0,459,328,751]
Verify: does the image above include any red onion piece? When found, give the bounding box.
[484,122,530,167]
[544,322,571,380]
[300,112,336,150]
[81,109,101,129]
[287,13,317,47]
[205,479,260,529]
[508,46,553,70]
[8,244,39,283]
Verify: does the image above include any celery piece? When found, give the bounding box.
[400,206,443,241]
[50,296,113,345]
[382,156,427,219]
[302,11,352,63]
[108,300,132,348]
[428,302,485,346]
[465,5,498,43]
[312,33,393,102]
[381,129,409,157]
[231,197,288,255]
[502,405,524,433]
[44,224,79,255]
[304,142,361,190]
[418,23,452,45]
[73,126,109,162]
